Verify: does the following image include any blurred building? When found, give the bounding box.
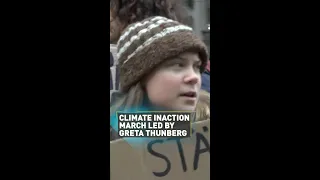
[185,0,210,55]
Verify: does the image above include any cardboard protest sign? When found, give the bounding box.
[110,44,120,102]
[110,138,152,180]
[110,120,210,180]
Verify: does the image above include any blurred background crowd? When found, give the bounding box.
[182,0,210,55]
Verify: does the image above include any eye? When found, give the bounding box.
[194,64,201,72]
[172,62,184,68]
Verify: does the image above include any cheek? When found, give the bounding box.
[146,72,181,103]
[197,75,202,90]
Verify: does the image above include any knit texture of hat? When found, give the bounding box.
[117,16,209,92]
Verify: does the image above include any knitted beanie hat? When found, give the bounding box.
[117,16,209,92]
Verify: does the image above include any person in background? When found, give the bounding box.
[110,16,210,140]
[201,60,210,92]
[110,0,190,44]
[110,0,210,93]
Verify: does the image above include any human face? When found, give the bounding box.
[145,52,202,111]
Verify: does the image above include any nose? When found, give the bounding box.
[183,68,201,85]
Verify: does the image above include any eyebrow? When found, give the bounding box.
[176,56,201,64]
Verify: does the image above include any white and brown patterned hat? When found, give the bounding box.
[117,16,208,92]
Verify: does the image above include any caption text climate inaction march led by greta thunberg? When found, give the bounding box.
[117,112,192,138]
[118,113,189,121]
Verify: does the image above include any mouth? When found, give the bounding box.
[180,92,197,98]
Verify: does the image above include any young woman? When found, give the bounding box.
[110,0,211,93]
[110,16,210,140]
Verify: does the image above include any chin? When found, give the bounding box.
[172,105,196,112]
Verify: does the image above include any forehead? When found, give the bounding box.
[178,52,200,61]
[152,51,202,72]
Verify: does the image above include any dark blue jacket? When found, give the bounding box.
[201,71,210,93]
